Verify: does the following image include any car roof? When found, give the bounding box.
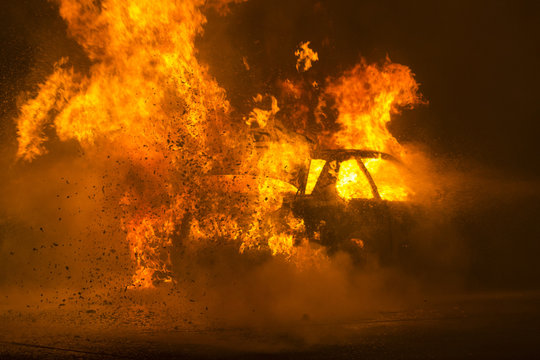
[312,149,399,163]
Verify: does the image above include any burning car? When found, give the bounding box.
[11,0,426,287]
[171,145,417,271]
[289,149,417,265]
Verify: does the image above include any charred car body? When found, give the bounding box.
[287,149,418,264]
[172,142,419,269]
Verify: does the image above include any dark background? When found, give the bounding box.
[1,0,539,290]
[199,0,540,180]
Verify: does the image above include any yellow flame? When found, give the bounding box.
[268,234,294,257]
[14,0,425,286]
[305,159,326,194]
[363,157,410,201]
[335,159,373,200]
[325,58,422,155]
[16,59,78,161]
[125,214,174,288]
[295,41,319,72]
[14,0,233,287]
[246,95,280,128]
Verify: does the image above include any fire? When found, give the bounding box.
[16,58,79,161]
[322,58,422,201]
[295,41,319,72]
[363,157,410,201]
[335,159,373,200]
[125,215,174,288]
[324,58,422,155]
[305,159,326,195]
[15,0,233,287]
[13,0,424,288]
[245,94,280,128]
[268,233,295,257]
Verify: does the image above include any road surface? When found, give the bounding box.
[1,291,539,359]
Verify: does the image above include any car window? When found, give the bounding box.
[362,157,409,201]
[305,159,326,194]
[335,159,373,200]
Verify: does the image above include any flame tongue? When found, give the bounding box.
[17,0,232,160]
[324,58,422,155]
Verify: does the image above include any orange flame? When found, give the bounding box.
[325,58,423,155]
[324,58,423,201]
[15,0,235,287]
[335,159,373,200]
[295,41,319,72]
[14,1,425,287]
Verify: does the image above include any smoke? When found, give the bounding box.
[0,0,433,309]
[0,146,437,346]
[1,1,539,353]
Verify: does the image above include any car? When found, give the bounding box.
[286,149,418,265]
[170,147,418,272]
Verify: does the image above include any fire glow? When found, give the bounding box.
[14,0,423,288]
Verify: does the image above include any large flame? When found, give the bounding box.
[14,0,424,288]
[323,58,423,201]
[16,0,238,287]
[324,58,422,155]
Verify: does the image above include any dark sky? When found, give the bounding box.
[1,0,539,178]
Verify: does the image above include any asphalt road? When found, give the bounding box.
[1,291,539,359]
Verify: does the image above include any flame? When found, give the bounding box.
[245,95,280,128]
[125,215,174,288]
[16,58,79,161]
[15,0,236,288]
[305,159,326,195]
[295,41,319,72]
[324,57,422,155]
[363,157,410,201]
[13,0,425,288]
[335,159,373,200]
[323,58,422,201]
[268,234,295,257]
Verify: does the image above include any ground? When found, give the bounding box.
[1,290,539,359]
